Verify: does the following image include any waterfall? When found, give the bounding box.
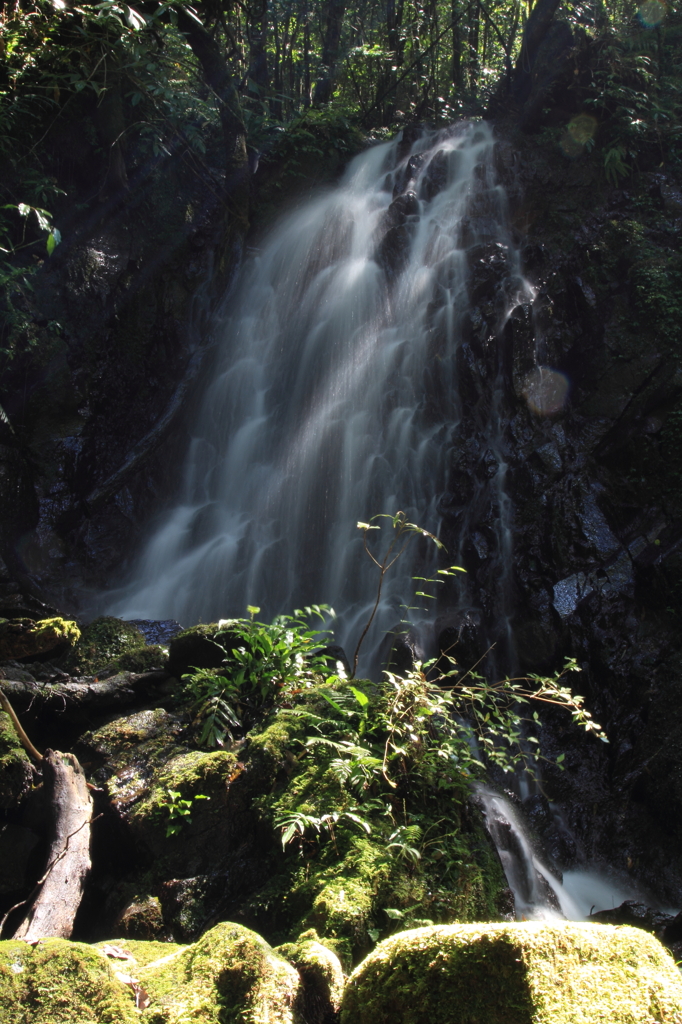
[109,120,531,670]
[474,785,666,921]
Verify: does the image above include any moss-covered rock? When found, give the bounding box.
[96,645,169,678]
[275,931,345,1024]
[0,709,33,809]
[113,895,167,940]
[241,695,506,964]
[340,922,682,1024]
[79,708,240,884]
[0,937,139,1023]
[0,925,302,1024]
[63,616,146,676]
[136,921,302,1024]
[115,644,167,673]
[0,617,80,661]
[167,623,224,679]
[128,748,238,846]
[93,937,185,968]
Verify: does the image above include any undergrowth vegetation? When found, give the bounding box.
[164,515,605,957]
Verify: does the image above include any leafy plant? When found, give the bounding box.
[274,653,605,873]
[182,605,335,746]
[153,786,210,837]
[353,511,465,677]
[275,807,371,851]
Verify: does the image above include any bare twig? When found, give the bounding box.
[0,690,43,762]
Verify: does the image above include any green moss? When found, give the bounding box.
[94,938,184,968]
[0,617,80,661]
[274,933,345,1017]
[110,894,168,941]
[240,691,507,964]
[91,641,168,680]
[0,937,138,1023]
[63,617,146,676]
[129,749,238,842]
[340,923,682,1024]
[137,921,302,1024]
[0,710,32,809]
[83,708,179,760]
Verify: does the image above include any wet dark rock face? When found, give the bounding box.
[445,128,682,907]
[0,145,245,615]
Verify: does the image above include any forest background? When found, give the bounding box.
[1,0,680,331]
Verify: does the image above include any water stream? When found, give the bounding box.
[474,784,672,921]
[109,120,531,672]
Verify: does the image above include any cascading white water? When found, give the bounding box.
[474,784,673,921]
[108,120,530,669]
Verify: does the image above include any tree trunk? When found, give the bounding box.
[303,16,311,108]
[313,0,346,105]
[467,1,480,95]
[246,0,269,97]
[175,8,249,224]
[95,75,129,201]
[452,0,462,91]
[13,750,92,941]
[511,0,562,102]
[376,0,405,122]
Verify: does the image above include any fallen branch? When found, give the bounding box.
[0,669,170,714]
[0,813,101,938]
[0,690,43,761]
[12,750,94,940]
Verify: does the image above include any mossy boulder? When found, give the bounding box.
[0,924,303,1024]
[79,708,239,878]
[114,644,167,673]
[127,747,239,853]
[0,617,80,661]
[95,645,168,678]
[63,616,146,676]
[167,623,224,679]
[0,709,33,809]
[340,922,682,1024]
[0,937,139,1024]
[114,895,167,940]
[242,699,506,964]
[275,931,345,1024]
[136,921,302,1024]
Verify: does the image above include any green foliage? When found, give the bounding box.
[152,785,210,837]
[258,107,365,187]
[592,217,682,356]
[353,511,464,677]
[582,24,682,176]
[181,606,335,745]
[0,1,223,369]
[283,656,604,842]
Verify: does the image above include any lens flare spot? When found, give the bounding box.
[522,367,569,416]
[560,114,598,158]
[568,114,597,145]
[638,0,665,26]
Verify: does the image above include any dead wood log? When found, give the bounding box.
[0,669,170,715]
[13,749,93,940]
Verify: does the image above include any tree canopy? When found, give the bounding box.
[1,0,682,366]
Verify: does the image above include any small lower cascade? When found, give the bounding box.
[475,784,673,922]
